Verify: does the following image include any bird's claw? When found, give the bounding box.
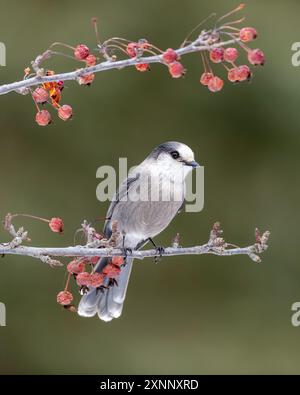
[154,246,165,263]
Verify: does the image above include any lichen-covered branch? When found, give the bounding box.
[0,217,270,266]
[0,37,238,96]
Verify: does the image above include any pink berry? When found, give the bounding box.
[239,27,258,42]
[237,65,252,81]
[35,110,52,126]
[208,76,224,92]
[200,72,214,86]
[209,48,224,63]
[58,104,73,121]
[32,87,49,103]
[85,54,97,66]
[224,47,238,63]
[49,217,64,233]
[67,260,85,275]
[111,256,124,266]
[87,256,100,265]
[168,62,185,78]
[57,81,64,90]
[74,44,90,60]
[57,291,73,306]
[103,263,121,278]
[78,73,95,85]
[162,48,178,64]
[248,49,265,66]
[227,68,239,83]
[126,42,138,57]
[76,272,91,287]
[90,273,105,287]
[135,63,150,72]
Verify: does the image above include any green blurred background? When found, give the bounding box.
[0,0,300,374]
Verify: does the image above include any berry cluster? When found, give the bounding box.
[57,255,125,310]
[31,42,98,126]
[199,25,265,92]
[23,4,264,126]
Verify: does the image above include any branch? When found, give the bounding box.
[0,215,270,310]
[0,37,238,96]
[0,220,270,265]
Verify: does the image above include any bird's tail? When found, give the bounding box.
[77,257,133,322]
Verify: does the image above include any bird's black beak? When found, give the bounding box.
[185,160,200,168]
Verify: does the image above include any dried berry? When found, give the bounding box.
[168,62,185,78]
[74,44,90,60]
[67,260,85,275]
[223,47,238,63]
[208,76,224,92]
[32,87,49,104]
[200,72,214,86]
[162,48,178,64]
[49,217,64,233]
[209,48,224,63]
[35,110,52,126]
[239,27,258,42]
[58,104,73,121]
[57,291,73,306]
[248,49,265,66]
[76,272,91,286]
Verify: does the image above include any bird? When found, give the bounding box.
[78,141,199,321]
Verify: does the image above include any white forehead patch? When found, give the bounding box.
[177,143,195,162]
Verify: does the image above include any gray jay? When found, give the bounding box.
[78,141,199,321]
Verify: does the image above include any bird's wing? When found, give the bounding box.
[103,172,140,238]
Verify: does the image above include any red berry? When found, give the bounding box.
[74,44,90,60]
[90,273,105,287]
[111,256,124,266]
[57,81,64,90]
[32,87,49,103]
[135,63,150,72]
[223,47,238,63]
[209,48,224,63]
[58,104,73,121]
[49,217,64,233]
[248,49,265,66]
[103,263,121,278]
[35,110,52,126]
[85,54,97,66]
[200,72,214,86]
[208,76,224,92]
[78,73,95,85]
[87,256,100,265]
[168,62,185,78]
[67,260,85,275]
[227,67,239,83]
[126,42,138,57]
[239,27,258,42]
[162,48,178,64]
[237,65,252,81]
[57,291,73,306]
[76,272,91,286]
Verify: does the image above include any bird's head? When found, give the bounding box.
[148,141,200,177]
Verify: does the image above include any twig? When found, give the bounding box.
[0,37,239,96]
[0,220,270,265]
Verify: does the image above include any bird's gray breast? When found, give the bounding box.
[107,169,185,241]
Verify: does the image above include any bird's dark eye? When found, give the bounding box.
[170,150,180,159]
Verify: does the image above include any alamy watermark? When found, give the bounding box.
[0,302,6,326]
[291,42,300,66]
[0,42,6,66]
[291,302,300,327]
[96,158,204,213]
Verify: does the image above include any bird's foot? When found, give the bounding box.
[154,246,165,264]
[121,247,133,262]
[108,278,118,287]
